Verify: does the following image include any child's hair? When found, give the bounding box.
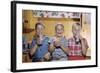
[55,23,64,30]
[35,22,45,30]
[72,23,82,30]
[76,23,81,27]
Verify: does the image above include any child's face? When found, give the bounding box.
[36,25,44,36]
[72,25,81,38]
[56,25,64,37]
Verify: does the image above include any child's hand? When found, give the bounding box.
[54,41,61,48]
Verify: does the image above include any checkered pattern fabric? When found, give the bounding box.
[68,37,88,56]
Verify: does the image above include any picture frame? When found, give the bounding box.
[11,1,98,72]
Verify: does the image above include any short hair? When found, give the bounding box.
[35,22,45,30]
[76,23,81,27]
[72,23,82,30]
[55,23,64,30]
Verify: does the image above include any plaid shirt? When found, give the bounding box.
[68,37,88,56]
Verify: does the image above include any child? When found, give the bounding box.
[49,23,69,61]
[30,23,50,62]
[68,23,89,60]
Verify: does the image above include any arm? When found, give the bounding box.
[43,52,51,61]
[81,38,89,56]
[60,45,70,55]
[30,44,37,56]
[48,44,55,53]
[48,37,55,53]
[29,39,37,56]
[60,38,70,55]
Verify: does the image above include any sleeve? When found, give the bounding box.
[31,39,36,49]
[22,36,28,50]
[48,37,54,44]
[62,37,68,48]
[43,37,50,46]
[83,38,89,49]
[67,38,72,48]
